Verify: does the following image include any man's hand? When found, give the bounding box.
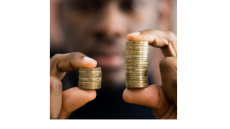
[123,30,177,119]
[50,52,97,119]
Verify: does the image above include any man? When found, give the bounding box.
[50,0,177,119]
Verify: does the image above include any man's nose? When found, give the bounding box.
[92,2,127,40]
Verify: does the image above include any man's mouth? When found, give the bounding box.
[92,53,125,69]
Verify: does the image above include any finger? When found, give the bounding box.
[160,57,177,101]
[50,76,62,119]
[58,87,96,119]
[127,30,177,57]
[50,52,97,80]
[123,85,170,118]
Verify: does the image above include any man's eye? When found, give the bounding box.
[120,0,144,12]
[71,2,100,13]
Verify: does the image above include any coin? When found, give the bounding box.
[126,51,148,54]
[126,75,148,79]
[79,73,101,77]
[126,46,148,49]
[78,81,101,84]
[125,66,147,69]
[126,85,148,88]
[78,83,101,86]
[126,49,148,52]
[126,70,147,74]
[126,41,148,45]
[126,64,147,66]
[126,83,148,86]
[126,56,148,59]
[126,81,148,83]
[78,86,101,89]
[78,67,102,89]
[126,47,148,50]
[126,59,148,62]
[126,59,148,61]
[79,77,102,82]
[126,70,147,73]
[79,67,101,71]
[126,52,148,54]
[126,74,147,76]
[126,62,148,65]
[126,78,148,81]
[79,71,101,74]
[126,55,148,58]
[125,41,149,89]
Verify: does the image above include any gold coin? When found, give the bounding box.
[126,59,148,62]
[126,53,148,55]
[126,49,148,52]
[79,73,102,77]
[126,85,148,88]
[126,76,148,79]
[126,72,147,75]
[126,62,148,65]
[126,55,148,58]
[125,80,148,84]
[126,73,148,76]
[125,59,148,62]
[78,81,101,85]
[79,67,101,71]
[126,57,148,59]
[79,71,101,74]
[126,47,148,49]
[126,46,148,49]
[125,59,148,63]
[125,68,148,72]
[79,77,101,80]
[79,77,101,82]
[126,45,148,47]
[126,47,148,50]
[78,83,101,87]
[126,82,148,84]
[125,66,147,69]
[78,86,101,89]
[126,79,148,81]
[126,41,148,45]
[126,73,147,76]
[126,70,147,73]
[125,50,148,54]
[126,84,148,87]
[126,64,147,66]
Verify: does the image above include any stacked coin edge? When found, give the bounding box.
[78,67,102,89]
[125,41,149,88]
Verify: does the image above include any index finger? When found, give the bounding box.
[50,52,97,80]
[127,30,177,57]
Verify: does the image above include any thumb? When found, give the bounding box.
[59,87,96,119]
[123,85,170,118]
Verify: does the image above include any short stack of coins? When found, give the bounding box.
[125,41,149,88]
[78,67,102,89]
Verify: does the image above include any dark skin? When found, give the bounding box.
[50,0,177,119]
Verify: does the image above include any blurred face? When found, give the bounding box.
[60,0,158,86]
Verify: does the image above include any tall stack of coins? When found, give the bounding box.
[126,41,149,88]
[78,67,102,89]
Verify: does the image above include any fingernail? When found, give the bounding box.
[129,32,141,36]
[84,57,96,62]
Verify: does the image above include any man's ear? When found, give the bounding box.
[50,0,64,50]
